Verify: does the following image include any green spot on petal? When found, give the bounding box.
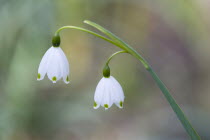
[52,76,57,81]
[66,76,69,82]
[94,102,97,107]
[120,101,123,108]
[104,104,109,108]
[37,73,41,79]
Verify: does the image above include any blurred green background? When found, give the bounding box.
[1,0,210,139]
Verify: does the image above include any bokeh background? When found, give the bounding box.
[0,0,210,139]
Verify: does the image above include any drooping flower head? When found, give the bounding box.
[37,34,70,84]
[94,65,125,110]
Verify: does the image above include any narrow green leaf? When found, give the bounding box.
[84,20,128,48]
[84,20,149,68]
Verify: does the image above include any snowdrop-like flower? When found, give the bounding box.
[94,75,125,110]
[37,46,70,84]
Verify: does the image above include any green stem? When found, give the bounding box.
[106,50,128,65]
[55,26,124,50]
[147,67,200,140]
[103,50,128,78]
[54,22,201,140]
[135,56,200,140]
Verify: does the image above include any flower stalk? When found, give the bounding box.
[54,21,201,140]
[105,50,128,65]
[103,50,127,78]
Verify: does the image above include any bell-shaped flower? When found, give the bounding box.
[37,46,70,84]
[94,76,125,110]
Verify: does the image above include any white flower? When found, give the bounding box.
[37,46,70,84]
[94,76,125,110]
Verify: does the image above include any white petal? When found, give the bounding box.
[57,47,70,84]
[94,78,106,109]
[94,77,114,109]
[110,76,125,108]
[37,47,54,80]
[99,78,113,109]
[47,48,63,83]
[94,78,105,103]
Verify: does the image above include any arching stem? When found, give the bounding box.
[105,50,128,65]
[55,26,124,50]
[54,22,201,140]
[103,50,128,78]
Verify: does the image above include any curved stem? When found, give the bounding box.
[84,20,150,69]
[55,26,124,50]
[54,22,201,140]
[106,50,128,65]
